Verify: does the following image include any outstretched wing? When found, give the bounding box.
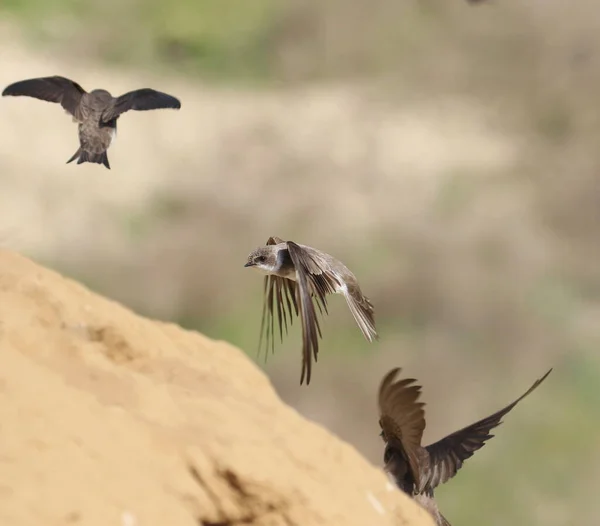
[378,368,427,488]
[257,237,298,369]
[101,88,181,123]
[286,241,339,385]
[423,368,552,491]
[258,274,298,359]
[2,76,86,118]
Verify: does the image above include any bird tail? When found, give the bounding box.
[342,287,378,342]
[66,148,110,169]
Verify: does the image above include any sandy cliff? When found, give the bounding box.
[0,250,433,526]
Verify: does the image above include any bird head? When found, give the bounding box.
[244,246,278,274]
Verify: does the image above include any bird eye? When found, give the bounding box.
[256,255,266,263]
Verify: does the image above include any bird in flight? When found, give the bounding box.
[245,236,378,385]
[377,367,552,525]
[2,75,181,169]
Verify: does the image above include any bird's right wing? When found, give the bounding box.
[423,368,552,491]
[2,76,86,119]
[257,237,298,369]
[101,88,181,123]
[378,368,427,488]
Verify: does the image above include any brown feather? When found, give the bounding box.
[101,88,180,124]
[422,368,553,491]
[378,368,427,486]
[252,237,377,385]
[2,76,86,119]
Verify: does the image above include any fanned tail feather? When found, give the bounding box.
[66,148,110,169]
[66,148,81,165]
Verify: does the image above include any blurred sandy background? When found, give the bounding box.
[0,1,598,524]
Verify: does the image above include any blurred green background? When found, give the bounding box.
[1,0,599,524]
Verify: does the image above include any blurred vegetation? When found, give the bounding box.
[2,0,600,525]
[2,0,279,81]
[0,0,577,93]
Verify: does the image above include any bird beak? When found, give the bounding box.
[244,262,254,267]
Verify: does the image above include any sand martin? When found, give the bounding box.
[2,75,181,169]
[245,236,378,385]
[378,367,552,525]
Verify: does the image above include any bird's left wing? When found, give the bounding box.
[423,368,552,491]
[286,241,338,385]
[101,88,181,123]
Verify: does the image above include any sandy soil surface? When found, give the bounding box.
[0,249,435,526]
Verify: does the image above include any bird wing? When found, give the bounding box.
[342,279,378,342]
[378,368,427,488]
[423,368,552,491]
[101,88,181,123]
[286,241,339,385]
[288,243,341,306]
[258,239,299,373]
[2,76,86,119]
[299,245,377,342]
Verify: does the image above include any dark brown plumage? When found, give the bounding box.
[245,236,377,385]
[2,76,181,169]
[378,367,552,525]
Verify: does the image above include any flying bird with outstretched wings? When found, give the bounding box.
[2,75,181,169]
[377,367,552,526]
[245,236,378,385]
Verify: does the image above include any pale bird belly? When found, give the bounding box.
[279,268,297,281]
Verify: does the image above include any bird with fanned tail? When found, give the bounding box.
[245,236,378,385]
[2,75,181,169]
[377,367,552,526]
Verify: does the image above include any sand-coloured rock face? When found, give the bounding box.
[0,250,433,526]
